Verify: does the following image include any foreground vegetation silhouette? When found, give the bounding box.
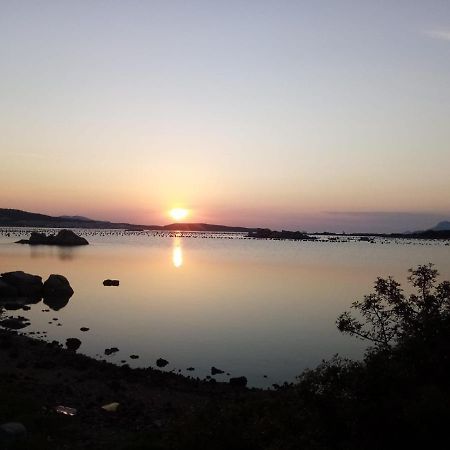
[1,265,449,449]
[169,264,450,450]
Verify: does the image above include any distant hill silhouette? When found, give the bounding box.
[432,221,450,231]
[0,208,254,232]
[58,215,93,221]
[162,223,252,232]
[0,208,158,230]
[3,208,449,237]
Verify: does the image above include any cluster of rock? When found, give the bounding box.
[247,228,316,240]
[16,229,89,246]
[0,271,74,312]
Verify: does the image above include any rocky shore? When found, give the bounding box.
[2,265,449,449]
[0,328,252,449]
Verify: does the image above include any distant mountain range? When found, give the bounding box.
[58,215,93,221]
[1,208,449,236]
[0,209,255,233]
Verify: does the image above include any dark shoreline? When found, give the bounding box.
[0,328,255,449]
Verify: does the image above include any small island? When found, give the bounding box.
[16,229,89,246]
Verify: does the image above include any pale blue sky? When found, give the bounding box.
[1,1,449,231]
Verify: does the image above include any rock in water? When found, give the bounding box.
[104,347,119,355]
[66,338,81,351]
[43,274,74,299]
[0,271,43,298]
[211,366,225,375]
[52,229,88,246]
[156,358,169,367]
[42,274,74,311]
[0,279,18,298]
[16,229,89,246]
[0,316,30,330]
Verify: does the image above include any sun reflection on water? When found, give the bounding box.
[172,238,183,268]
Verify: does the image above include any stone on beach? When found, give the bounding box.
[229,376,248,388]
[66,338,82,351]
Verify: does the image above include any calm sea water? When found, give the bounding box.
[1,228,449,388]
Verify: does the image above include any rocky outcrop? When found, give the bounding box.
[0,271,43,298]
[16,230,89,246]
[0,271,74,311]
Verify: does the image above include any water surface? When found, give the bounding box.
[1,229,449,387]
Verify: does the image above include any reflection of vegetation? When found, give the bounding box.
[166,265,450,450]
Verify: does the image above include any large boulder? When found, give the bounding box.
[43,274,74,311]
[0,279,18,298]
[16,230,89,246]
[0,271,43,298]
[43,274,74,298]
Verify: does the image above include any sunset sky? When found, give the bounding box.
[1,1,449,232]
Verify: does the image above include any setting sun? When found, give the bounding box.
[169,208,189,221]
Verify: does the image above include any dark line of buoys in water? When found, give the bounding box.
[1,226,449,246]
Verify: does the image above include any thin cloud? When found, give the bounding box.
[424,28,450,41]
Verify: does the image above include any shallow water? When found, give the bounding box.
[1,228,449,388]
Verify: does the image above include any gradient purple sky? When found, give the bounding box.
[1,1,449,232]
